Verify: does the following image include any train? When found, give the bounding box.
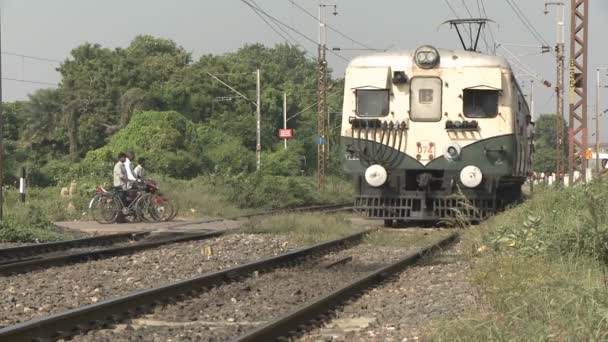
[340,45,533,226]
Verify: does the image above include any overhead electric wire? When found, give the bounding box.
[247,1,301,48]
[2,51,62,63]
[288,0,374,50]
[2,77,58,86]
[460,0,474,17]
[240,0,349,62]
[442,0,472,41]
[505,0,550,47]
[479,0,497,54]
[475,0,493,54]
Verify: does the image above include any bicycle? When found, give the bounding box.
[89,186,148,224]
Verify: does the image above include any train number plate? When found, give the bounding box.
[416,141,436,160]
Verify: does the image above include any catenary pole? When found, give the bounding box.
[0,7,4,220]
[545,1,566,182]
[283,92,287,149]
[256,69,261,171]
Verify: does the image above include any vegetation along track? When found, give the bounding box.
[0,229,370,341]
[0,203,351,275]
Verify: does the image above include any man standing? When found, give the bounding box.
[124,151,137,188]
[113,152,128,190]
[134,158,146,180]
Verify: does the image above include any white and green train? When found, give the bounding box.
[340,45,533,225]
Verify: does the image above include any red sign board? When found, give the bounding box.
[279,128,293,139]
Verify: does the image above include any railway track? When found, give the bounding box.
[0,203,351,276]
[234,232,459,342]
[0,229,369,341]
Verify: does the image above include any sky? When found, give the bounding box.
[1,0,607,141]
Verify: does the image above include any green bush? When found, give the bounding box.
[81,110,257,179]
[223,174,352,209]
[262,142,305,177]
[487,181,608,262]
[0,204,66,243]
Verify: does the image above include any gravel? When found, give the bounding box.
[299,242,477,341]
[0,233,293,327]
[72,243,418,342]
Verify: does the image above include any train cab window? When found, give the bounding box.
[463,89,499,118]
[356,89,389,117]
[410,77,442,122]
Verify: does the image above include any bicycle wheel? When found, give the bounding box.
[137,193,158,222]
[167,198,179,221]
[147,194,173,222]
[89,194,120,224]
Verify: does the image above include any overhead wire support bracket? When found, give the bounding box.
[441,18,496,52]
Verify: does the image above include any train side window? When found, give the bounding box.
[356,89,389,117]
[463,89,499,118]
[409,77,442,122]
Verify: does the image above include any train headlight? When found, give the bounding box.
[365,164,388,187]
[460,165,483,188]
[414,45,440,69]
[443,142,461,161]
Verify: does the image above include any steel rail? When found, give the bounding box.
[0,231,148,263]
[0,203,351,272]
[233,231,459,342]
[0,231,224,276]
[168,203,352,229]
[0,229,371,341]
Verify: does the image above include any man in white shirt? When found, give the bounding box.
[124,151,137,188]
[113,153,128,190]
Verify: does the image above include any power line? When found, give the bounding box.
[1,51,61,63]
[288,0,374,50]
[442,0,472,41]
[246,0,305,51]
[476,0,493,53]
[505,0,549,47]
[240,0,349,62]
[2,77,57,86]
[460,0,474,17]
[479,0,497,54]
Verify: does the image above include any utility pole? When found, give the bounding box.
[545,1,566,182]
[530,79,535,119]
[256,69,261,171]
[568,0,589,184]
[0,7,4,220]
[317,2,336,190]
[283,92,287,150]
[595,67,608,174]
[207,70,261,172]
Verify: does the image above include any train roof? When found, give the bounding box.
[348,47,511,70]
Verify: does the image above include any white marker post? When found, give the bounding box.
[19,166,25,203]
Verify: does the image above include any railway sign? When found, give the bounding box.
[279,128,293,139]
[585,148,593,160]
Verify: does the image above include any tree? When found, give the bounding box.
[533,114,568,173]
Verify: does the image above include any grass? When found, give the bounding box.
[430,180,608,341]
[0,174,354,243]
[241,212,367,245]
[364,228,455,249]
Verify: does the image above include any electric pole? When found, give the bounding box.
[256,69,261,172]
[317,2,336,190]
[545,1,566,182]
[207,70,261,171]
[595,67,608,174]
[283,92,287,150]
[530,79,535,119]
[0,7,4,220]
[568,0,588,184]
